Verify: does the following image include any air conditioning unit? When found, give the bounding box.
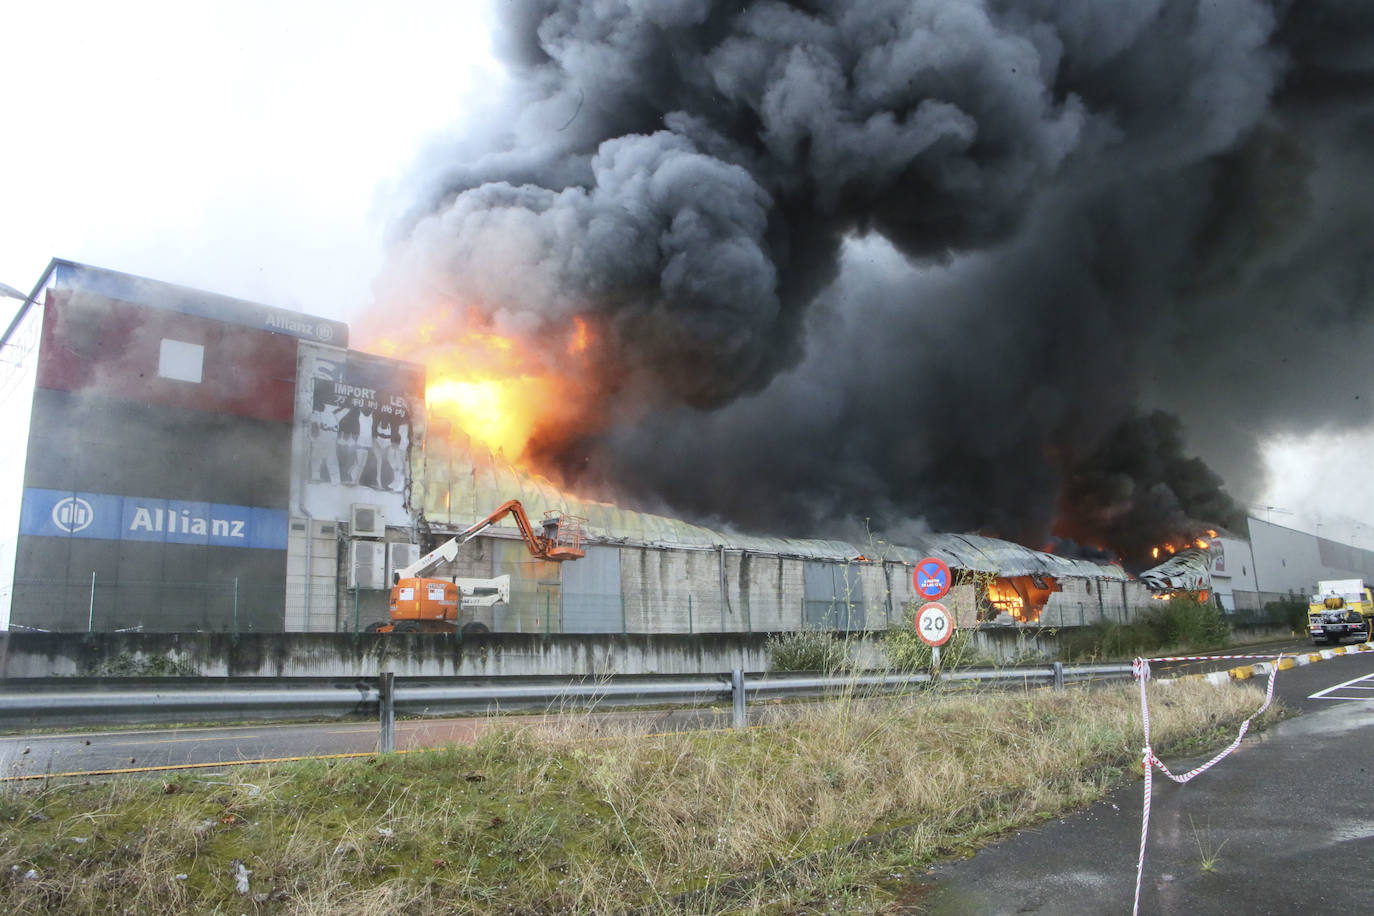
[349,540,387,589]
[387,542,421,584]
[350,503,385,538]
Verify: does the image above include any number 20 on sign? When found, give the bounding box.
[915,602,955,647]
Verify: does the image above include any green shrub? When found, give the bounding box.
[1264,597,1309,633]
[766,629,853,673]
[883,603,983,671]
[1146,595,1230,649]
[1059,595,1231,661]
[1058,621,1162,662]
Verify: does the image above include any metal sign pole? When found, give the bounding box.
[378,672,395,753]
[731,668,746,730]
[87,572,96,633]
[932,645,941,682]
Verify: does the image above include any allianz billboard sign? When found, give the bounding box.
[21,488,287,550]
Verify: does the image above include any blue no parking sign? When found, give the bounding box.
[914,556,951,600]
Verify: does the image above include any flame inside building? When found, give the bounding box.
[360,307,602,466]
[982,575,1063,623]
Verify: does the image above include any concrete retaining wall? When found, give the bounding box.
[0,631,778,679]
[0,626,1073,680]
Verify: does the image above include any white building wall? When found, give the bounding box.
[1209,537,1258,611]
[1245,517,1374,599]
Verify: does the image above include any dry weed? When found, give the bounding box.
[0,678,1276,914]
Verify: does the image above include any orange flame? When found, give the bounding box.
[985,579,1028,622]
[568,316,591,356]
[358,303,598,464]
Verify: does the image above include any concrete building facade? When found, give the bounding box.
[0,261,421,633]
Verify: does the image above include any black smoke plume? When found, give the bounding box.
[378,0,1374,560]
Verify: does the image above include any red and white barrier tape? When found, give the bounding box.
[1146,653,1292,662]
[1131,654,1281,915]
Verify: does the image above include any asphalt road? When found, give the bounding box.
[913,650,1374,915]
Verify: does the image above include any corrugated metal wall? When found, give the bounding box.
[803,561,866,631]
[561,545,622,633]
[493,540,560,634]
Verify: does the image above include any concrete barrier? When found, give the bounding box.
[5,623,1268,680]
[0,631,776,679]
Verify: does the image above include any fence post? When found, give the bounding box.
[731,668,746,730]
[621,591,627,635]
[353,588,360,636]
[378,672,395,753]
[87,572,96,633]
[1052,661,1065,691]
[688,594,693,635]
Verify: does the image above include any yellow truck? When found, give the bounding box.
[1308,579,1373,646]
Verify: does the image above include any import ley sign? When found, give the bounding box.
[19,488,288,550]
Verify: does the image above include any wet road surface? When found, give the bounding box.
[914,651,1374,915]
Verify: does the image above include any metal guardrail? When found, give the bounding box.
[0,663,1134,739]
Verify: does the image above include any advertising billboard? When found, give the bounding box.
[19,487,288,549]
[291,342,425,525]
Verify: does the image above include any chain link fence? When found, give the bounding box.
[9,575,284,634]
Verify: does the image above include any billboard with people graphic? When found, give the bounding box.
[291,342,425,525]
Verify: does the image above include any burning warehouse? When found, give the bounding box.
[5,262,1374,639]
[0,261,1143,635]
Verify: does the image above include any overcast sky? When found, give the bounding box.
[1,0,1369,542]
[1,0,499,319]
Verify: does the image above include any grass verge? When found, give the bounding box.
[0,680,1280,914]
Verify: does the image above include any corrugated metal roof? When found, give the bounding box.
[1139,548,1212,592]
[416,435,1126,581]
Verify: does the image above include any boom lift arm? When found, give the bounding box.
[393,499,585,583]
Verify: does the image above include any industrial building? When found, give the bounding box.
[0,261,1369,634]
[0,261,420,633]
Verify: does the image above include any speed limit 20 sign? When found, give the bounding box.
[915,602,955,647]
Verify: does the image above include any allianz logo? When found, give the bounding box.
[265,311,335,342]
[52,496,94,533]
[50,497,247,539]
[129,507,247,538]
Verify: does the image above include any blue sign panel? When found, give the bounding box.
[20,488,287,550]
[914,557,952,600]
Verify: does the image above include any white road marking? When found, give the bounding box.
[1309,672,1374,700]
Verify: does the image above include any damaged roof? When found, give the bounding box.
[1138,548,1213,593]
[419,434,1127,582]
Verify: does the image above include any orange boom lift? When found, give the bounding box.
[370,500,586,633]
